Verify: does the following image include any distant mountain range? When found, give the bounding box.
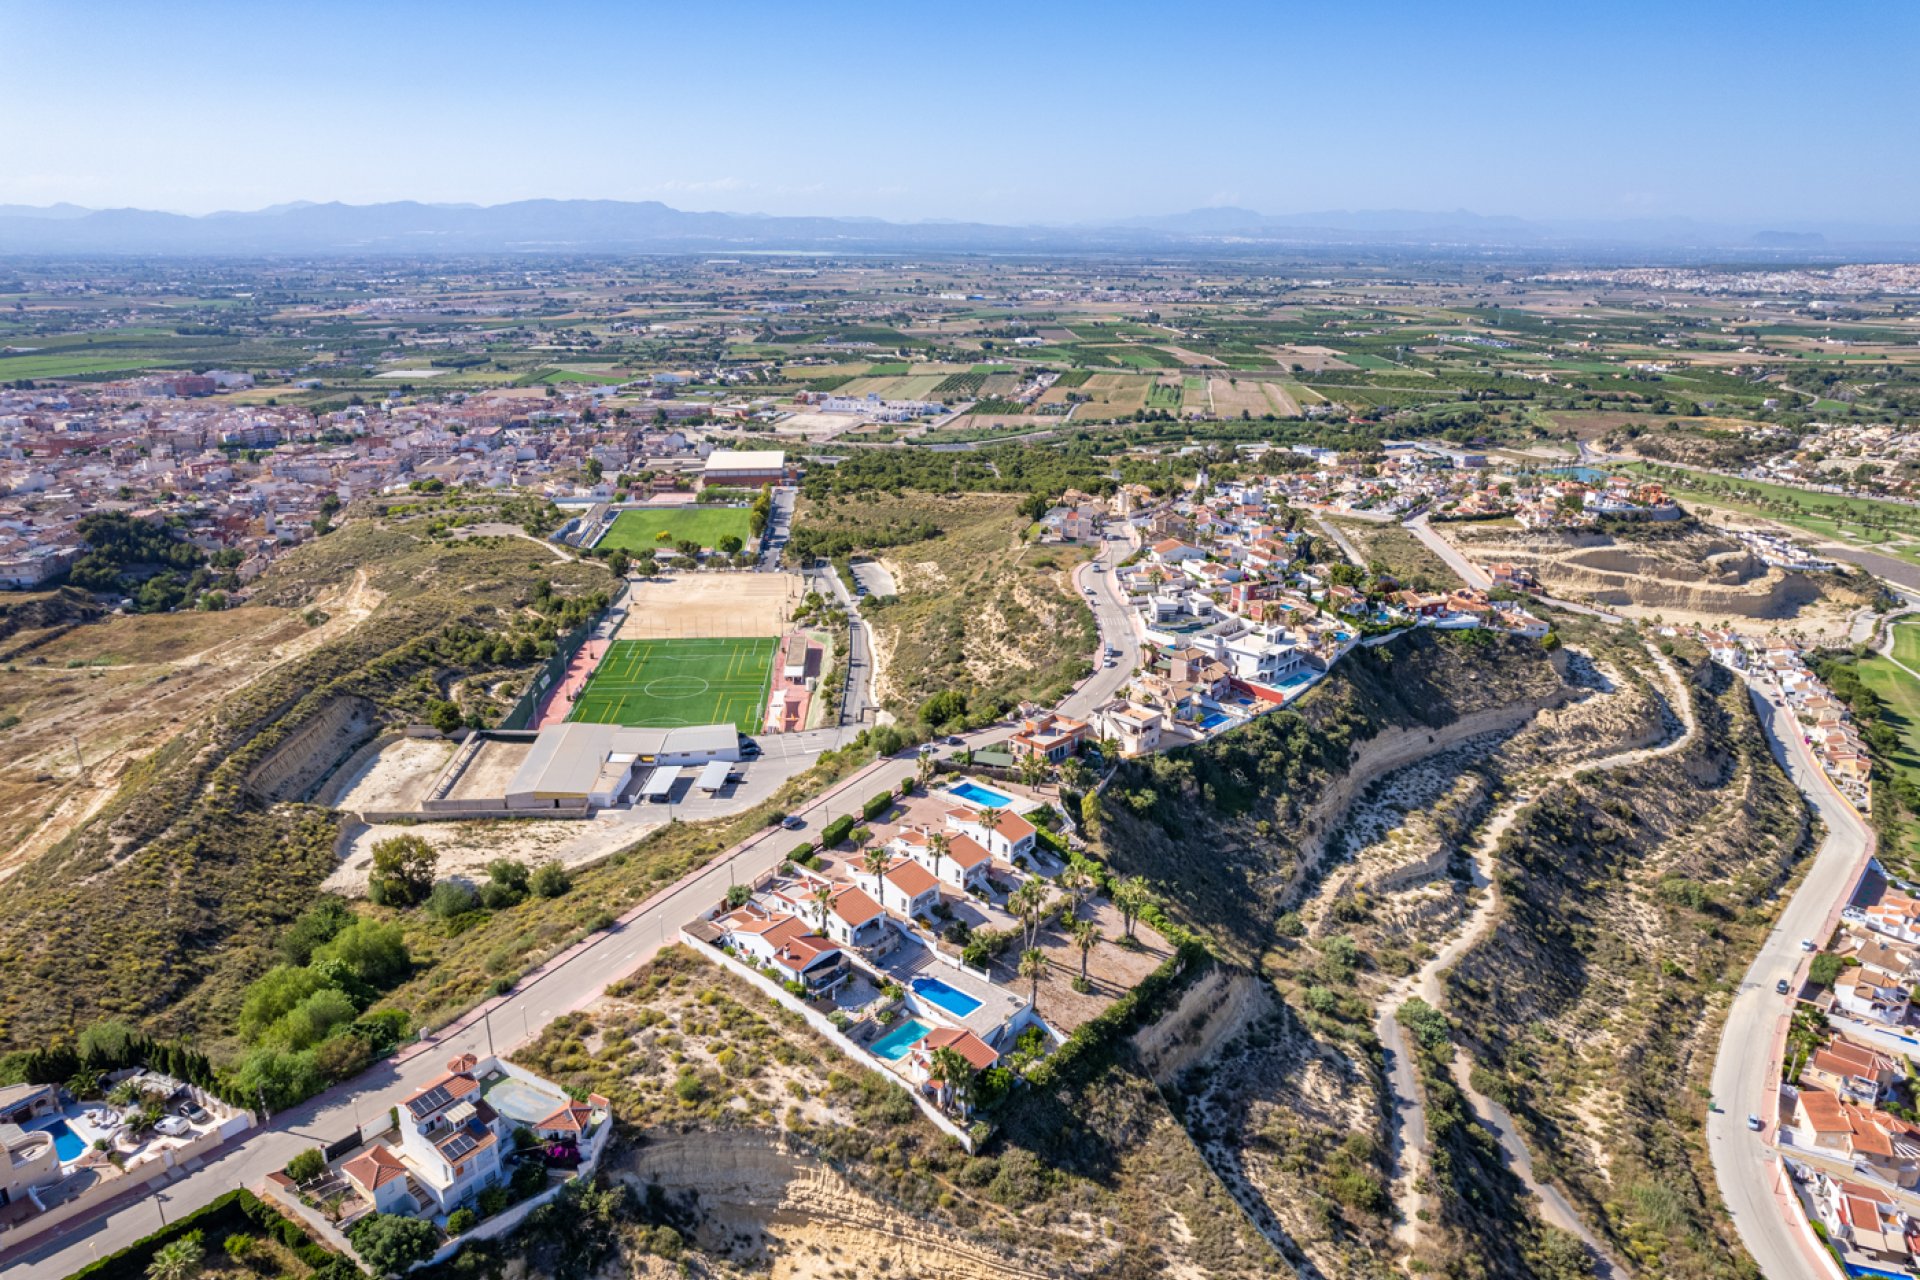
[0,198,1915,259]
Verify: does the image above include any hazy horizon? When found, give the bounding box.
[6,0,1916,228]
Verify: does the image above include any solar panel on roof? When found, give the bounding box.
[440,1130,479,1161]
[407,1083,455,1117]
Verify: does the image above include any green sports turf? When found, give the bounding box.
[595,507,752,552]
[568,637,777,732]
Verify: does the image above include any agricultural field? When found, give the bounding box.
[1145,380,1182,410]
[595,506,751,552]
[567,636,777,730]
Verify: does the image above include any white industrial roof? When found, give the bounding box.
[703,449,785,471]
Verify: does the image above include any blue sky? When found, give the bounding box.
[4,0,1916,227]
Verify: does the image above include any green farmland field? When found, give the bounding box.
[569,637,777,731]
[0,353,172,379]
[597,507,752,551]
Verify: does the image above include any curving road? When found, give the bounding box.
[1706,673,1874,1280]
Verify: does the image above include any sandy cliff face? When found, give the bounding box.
[614,1132,1059,1280]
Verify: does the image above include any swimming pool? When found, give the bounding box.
[947,780,1013,809]
[912,975,984,1018]
[869,1018,933,1061]
[41,1119,85,1163]
[1199,712,1232,731]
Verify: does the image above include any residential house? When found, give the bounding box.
[718,903,851,993]
[945,806,1036,862]
[0,1084,58,1128]
[862,856,942,920]
[907,1026,1001,1110]
[394,1056,509,1214]
[1803,1037,1902,1104]
[1795,1088,1920,1187]
[1813,1173,1914,1265]
[891,827,991,894]
[1092,700,1163,757]
[1009,711,1088,763]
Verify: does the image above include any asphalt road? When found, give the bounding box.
[1058,529,1142,721]
[1706,674,1874,1280]
[6,739,930,1280]
[6,530,1121,1278]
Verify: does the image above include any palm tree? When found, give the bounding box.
[1018,752,1049,790]
[926,1044,975,1116]
[809,881,834,934]
[977,806,1005,855]
[1057,865,1091,919]
[1072,919,1101,987]
[146,1236,203,1280]
[67,1066,101,1101]
[927,831,950,885]
[1019,948,1049,1013]
[862,846,889,883]
[1114,876,1149,942]
[915,751,936,788]
[1007,879,1051,950]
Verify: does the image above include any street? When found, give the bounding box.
[4,526,1139,1280]
[1706,676,1874,1280]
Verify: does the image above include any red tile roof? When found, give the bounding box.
[342,1143,409,1191]
[885,857,940,897]
[921,1027,999,1072]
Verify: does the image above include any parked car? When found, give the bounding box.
[945,735,965,746]
[918,742,939,756]
[1746,1114,1763,1131]
[1775,978,1791,995]
[780,814,806,830]
[1800,938,1817,952]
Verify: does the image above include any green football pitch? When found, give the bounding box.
[568,637,777,732]
[595,507,752,552]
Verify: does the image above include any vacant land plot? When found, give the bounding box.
[835,374,947,400]
[1203,376,1278,418]
[1265,344,1355,372]
[569,636,776,730]
[618,571,800,639]
[1261,381,1302,415]
[1145,381,1182,409]
[597,506,751,551]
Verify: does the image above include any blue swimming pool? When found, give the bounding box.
[1199,712,1232,731]
[948,781,1013,809]
[869,1018,933,1061]
[912,975,984,1018]
[41,1119,84,1163]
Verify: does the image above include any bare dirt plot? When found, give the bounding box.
[1265,344,1355,371]
[327,736,456,812]
[1261,381,1302,416]
[1076,372,1151,416]
[1159,344,1226,367]
[769,409,859,440]
[618,572,804,640]
[1208,376,1278,418]
[446,737,532,802]
[327,812,663,896]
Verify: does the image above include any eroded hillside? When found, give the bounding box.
[0,512,615,1052]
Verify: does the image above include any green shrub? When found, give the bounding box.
[862,791,894,821]
[819,815,856,847]
[446,1207,477,1235]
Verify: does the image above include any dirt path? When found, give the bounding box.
[1377,644,1698,1273]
